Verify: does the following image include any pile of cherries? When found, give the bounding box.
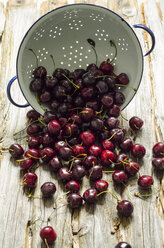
[7,58,164,248]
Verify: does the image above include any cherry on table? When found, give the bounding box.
[125,161,140,176]
[48,120,61,135]
[9,144,24,158]
[58,167,72,183]
[115,241,132,248]
[65,180,80,193]
[79,131,95,147]
[40,147,55,162]
[110,128,125,143]
[26,109,40,121]
[114,153,129,170]
[67,193,83,208]
[59,146,73,160]
[83,155,98,169]
[129,116,143,130]
[42,133,54,147]
[101,140,115,151]
[101,149,115,166]
[19,156,33,171]
[94,180,109,192]
[25,148,40,160]
[73,145,86,156]
[90,118,104,131]
[117,200,134,217]
[119,138,133,152]
[23,172,38,188]
[40,226,56,244]
[88,145,102,157]
[152,157,164,171]
[41,182,56,198]
[112,170,128,184]
[131,144,146,158]
[138,175,154,189]
[49,156,62,172]
[28,136,41,149]
[83,188,97,204]
[72,165,86,181]
[27,123,41,135]
[89,165,103,181]
[153,142,164,157]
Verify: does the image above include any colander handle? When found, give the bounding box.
[133,24,155,56]
[7,76,29,107]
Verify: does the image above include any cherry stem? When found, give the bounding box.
[26,154,40,160]
[120,113,128,121]
[69,159,74,172]
[28,48,38,68]
[109,40,117,64]
[134,124,139,130]
[65,139,73,150]
[38,118,47,127]
[91,46,98,66]
[16,157,29,162]
[102,110,107,120]
[95,75,116,79]
[62,73,79,89]
[35,94,47,111]
[103,170,115,173]
[69,107,83,111]
[13,119,40,136]
[95,105,103,115]
[97,190,119,202]
[106,130,119,141]
[89,161,95,179]
[50,54,55,72]
[44,238,50,248]
[115,84,137,92]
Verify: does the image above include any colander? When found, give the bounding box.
[7,3,155,115]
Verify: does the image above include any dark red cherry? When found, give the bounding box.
[96,80,108,94]
[23,172,38,188]
[83,188,97,204]
[115,241,132,248]
[108,104,121,117]
[110,128,125,143]
[86,100,99,110]
[33,66,47,79]
[19,156,33,171]
[28,136,41,149]
[41,182,56,198]
[131,144,146,158]
[117,73,129,85]
[39,91,51,103]
[114,92,125,106]
[86,63,98,72]
[53,68,65,80]
[101,150,115,166]
[101,140,115,151]
[25,148,40,160]
[90,118,104,131]
[82,71,96,85]
[40,226,56,244]
[79,131,95,146]
[112,170,128,184]
[83,155,98,169]
[89,165,103,181]
[138,175,154,189]
[30,79,43,92]
[71,114,82,125]
[81,86,95,100]
[43,111,57,124]
[67,193,83,208]
[49,156,62,172]
[54,141,67,152]
[99,61,114,74]
[153,142,164,157]
[63,123,78,137]
[26,109,40,121]
[45,76,58,89]
[40,147,55,162]
[88,145,102,157]
[9,144,24,158]
[115,153,129,170]
[152,157,164,171]
[81,107,95,122]
[73,145,86,156]
[94,180,108,192]
[48,120,61,135]
[72,165,86,181]
[129,116,144,130]
[58,167,72,182]
[27,123,41,135]
[119,138,133,152]
[98,131,110,141]
[101,94,114,108]
[65,180,80,193]
[105,76,116,91]
[125,161,140,176]
[106,117,119,129]
[117,200,134,217]
[42,133,54,147]
[59,147,73,160]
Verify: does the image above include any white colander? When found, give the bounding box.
[7,3,155,115]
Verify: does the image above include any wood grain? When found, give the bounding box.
[0,0,164,247]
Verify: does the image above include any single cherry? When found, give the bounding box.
[59,147,73,160]
[40,226,57,244]
[152,157,164,171]
[26,109,40,121]
[54,141,67,152]
[83,155,98,169]
[65,180,80,193]
[117,200,134,217]
[115,242,132,248]
[89,165,103,181]
[88,145,102,157]
[48,120,61,135]
[153,142,164,157]
[49,156,62,172]
[101,140,115,151]
[40,147,55,162]
[138,175,154,189]
[41,182,56,198]
[19,156,33,171]
[94,180,109,192]
[72,165,86,181]
[112,170,128,184]
[67,193,83,208]
[101,150,115,166]
[129,116,143,130]
[125,161,140,176]
[73,145,86,156]
[9,144,24,158]
[23,172,38,188]
[131,144,146,158]
[117,73,129,85]
[119,138,133,152]
[83,188,97,204]
[79,131,95,147]
[106,117,119,129]
[58,167,72,182]
[28,136,41,149]
[99,61,114,74]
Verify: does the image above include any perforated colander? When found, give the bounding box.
[7,4,155,115]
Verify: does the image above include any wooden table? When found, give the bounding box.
[0,0,164,247]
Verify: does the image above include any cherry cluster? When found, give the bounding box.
[7,58,164,247]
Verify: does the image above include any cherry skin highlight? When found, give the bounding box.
[40,226,57,244]
[138,175,154,189]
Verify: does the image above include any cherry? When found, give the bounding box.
[60,79,73,93]
[82,71,96,85]
[83,188,97,204]
[59,146,73,160]
[101,140,115,151]
[39,91,51,103]
[70,159,83,168]
[58,167,72,182]
[86,63,98,72]
[26,109,40,121]
[48,120,61,135]
[125,161,140,176]
[58,117,67,126]
[79,131,95,146]
[53,68,65,79]
[86,100,99,110]
[88,145,102,157]
[110,128,125,143]
[81,107,95,122]
[83,155,98,169]
[101,93,114,108]
[90,118,104,131]
[65,180,80,193]
[89,165,103,181]
[72,165,86,181]
[27,123,41,135]
[74,95,84,107]
[131,144,146,158]
[96,80,109,94]
[115,242,132,248]
[68,137,79,146]
[99,61,114,74]
[117,200,134,217]
[114,92,125,106]
[138,175,154,189]
[57,103,72,116]
[112,170,128,184]
[101,150,115,166]
[94,180,108,192]
[71,114,82,125]
[117,73,129,85]
[49,156,62,172]
[25,148,40,160]
[42,133,54,147]
[106,117,119,129]
[45,76,58,89]
[40,226,56,244]
[50,100,59,111]
[9,144,24,158]
[33,66,47,79]
[98,130,110,141]
[107,104,120,117]
[119,138,133,152]
[73,145,86,156]
[54,141,67,152]
[40,147,55,162]
[28,136,41,149]
[152,157,164,170]
[115,153,129,169]
[23,172,38,188]
[129,116,143,130]
[105,77,116,91]
[41,182,56,198]
[67,193,83,208]
[75,78,83,89]
[63,123,78,137]
[19,156,33,171]
[153,142,164,157]
[29,79,43,92]
[43,111,57,124]
[52,85,66,100]
[81,86,96,100]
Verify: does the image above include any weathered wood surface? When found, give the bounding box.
[0,0,164,247]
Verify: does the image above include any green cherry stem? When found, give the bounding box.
[50,54,55,72]
[28,48,38,68]
[44,238,50,248]
[109,40,117,64]
[115,84,137,92]
[97,190,120,203]
[62,74,79,89]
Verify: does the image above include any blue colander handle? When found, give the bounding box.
[7,76,29,107]
[133,24,155,56]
